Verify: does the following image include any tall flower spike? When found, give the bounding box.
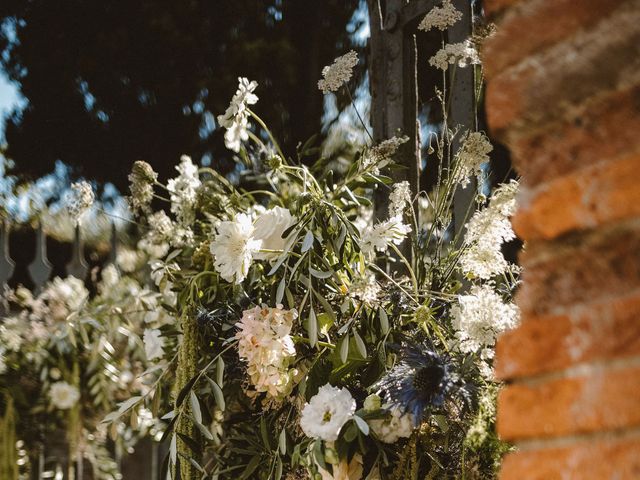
[318,51,358,94]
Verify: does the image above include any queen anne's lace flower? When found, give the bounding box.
[218,77,259,152]
[429,40,480,71]
[143,328,165,360]
[363,136,409,174]
[369,406,415,444]
[252,206,297,262]
[360,217,411,257]
[300,383,356,441]
[235,305,297,398]
[167,155,201,225]
[67,181,95,224]
[49,381,80,410]
[210,213,262,283]
[460,181,518,279]
[418,0,462,32]
[454,132,493,188]
[128,160,157,213]
[451,284,520,353]
[318,51,358,94]
[389,181,411,217]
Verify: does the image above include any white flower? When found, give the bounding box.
[454,132,493,188]
[460,181,519,279]
[167,155,201,224]
[49,381,80,410]
[235,305,297,398]
[217,78,259,152]
[318,51,358,94]
[389,181,411,218]
[0,348,7,374]
[67,181,95,224]
[363,136,409,174]
[128,160,157,213]
[300,383,356,441]
[360,216,411,257]
[429,41,480,71]
[143,328,165,360]
[317,454,363,480]
[0,324,22,351]
[252,206,297,261]
[116,248,142,273]
[369,406,414,444]
[41,277,89,323]
[349,274,381,306]
[451,284,520,353]
[210,213,262,284]
[418,0,462,32]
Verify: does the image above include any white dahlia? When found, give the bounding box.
[210,213,262,283]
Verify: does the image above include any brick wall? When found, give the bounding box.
[483,0,640,478]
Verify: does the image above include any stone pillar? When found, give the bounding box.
[483,0,640,478]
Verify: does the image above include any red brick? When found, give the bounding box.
[483,0,628,76]
[501,436,640,480]
[516,220,640,316]
[509,84,640,186]
[512,153,640,241]
[486,1,640,136]
[498,365,640,441]
[496,291,640,380]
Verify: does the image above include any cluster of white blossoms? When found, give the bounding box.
[39,276,89,323]
[370,407,414,444]
[389,181,411,218]
[0,347,6,374]
[460,180,519,279]
[217,77,259,152]
[360,216,411,258]
[48,381,81,410]
[418,0,462,32]
[300,383,356,441]
[451,284,520,354]
[143,328,165,360]
[429,40,480,71]
[349,273,381,306]
[210,207,296,284]
[0,320,22,351]
[167,155,201,226]
[318,50,358,94]
[454,131,493,188]
[235,305,297,398]
[363,135,409,175]
[67,180,95,224]
[128,160,157,213]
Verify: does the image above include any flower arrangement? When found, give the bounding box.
[0,263,170,479]
[110,8,520,475]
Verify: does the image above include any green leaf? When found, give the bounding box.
[240,455,262,479]
[313,289,336,323]
[339,336,349,364]
[301,230,314,252]
[189,391,202,424]
[278,429,287,455]
[308,308,318,348]
[207,377,226,411]
[216,356,225,387]
[195,421,214,441]
[353,415,370,435]
[379,308,389,334]
[260,417,271,450]
[275,456,283,480]
[309,267,332,279]
[353,330,367,359]
[276,275,286,304]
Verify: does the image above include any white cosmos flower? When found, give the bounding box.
[300,383,356,441]
[210,213,262,284]
[253,206,297,261]
[143,328,165,360]
[49,381,80,410]
[360,216,411,257]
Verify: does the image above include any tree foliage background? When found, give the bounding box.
[0,0,362,189]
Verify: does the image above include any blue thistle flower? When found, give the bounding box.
[375,343,459,424]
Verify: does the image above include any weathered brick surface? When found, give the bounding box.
[482,0,627,77]
[498,365,640,440]
[484,0,640,476]
[500,436,640,480]
[515,219,640,316]
[486,0,640,136]
[496,291,640,380]
[512,153,640,240]
[509,84,640,187]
